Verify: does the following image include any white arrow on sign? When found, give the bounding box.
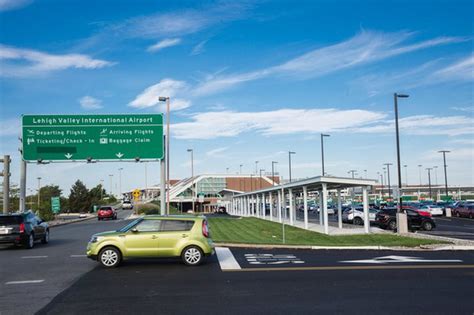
[116,152,124,159]
[340,255,462,264]
[65,153,73,159]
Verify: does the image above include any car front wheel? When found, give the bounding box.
[388,220,397,231]
[41,230,49,244]
[99,247,122,268]
[353,217,363,225]
[422,221,434,231]
[182,246,204,266]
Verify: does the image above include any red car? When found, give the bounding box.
[453,203,474,219]
[97,206,117,220]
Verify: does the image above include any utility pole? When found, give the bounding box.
[320,134,330,176]
[438,150,450,199]
[255,161,259,175]
[384,163,393,199]
[159,96,171,215]
[187,149,195,212]
[288,151,295,182]
[37,176,42,211]
[426,168,433,200]
[271,161,278,186]
[118,168,123,200]
[1,156,11,214]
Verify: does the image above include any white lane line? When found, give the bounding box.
[70,255,87,258]
[6,280,44,285]
[21,256,48,259]
[215,247,241,270]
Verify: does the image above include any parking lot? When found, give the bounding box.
[0,209,473,314]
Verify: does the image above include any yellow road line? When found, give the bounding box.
[223,264,474,272]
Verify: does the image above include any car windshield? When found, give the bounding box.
[117,218,142,232]
[100,207,112,211]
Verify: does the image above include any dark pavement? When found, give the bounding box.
[37,248,474,315]
[420,216,474,240]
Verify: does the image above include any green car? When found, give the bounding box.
[87,215,214,268]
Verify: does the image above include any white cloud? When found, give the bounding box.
[190,40,208,56]
[128,79,189,111]
[192,31,465,96]
[451,106,474,113]
[0,44,114,77]
[206,147,228,157]
[172,108,386,139]
[147,38,181,52]
[432,54,474,81]
[0,0,31,11]
[79,96,103,110]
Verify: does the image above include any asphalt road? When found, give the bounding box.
[420,216,474,240]
[37,248,474,315]
[0,209,134,315]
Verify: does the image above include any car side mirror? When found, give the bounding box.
[131,228,138,233]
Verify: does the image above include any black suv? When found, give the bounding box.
[0,211,49,249]
[375,208,436,231]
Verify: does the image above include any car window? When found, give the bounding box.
[160,220,194,232]
[135,219,161,232]
[100,207,112,211]
[406,210,418,216]
[0,216,23,225]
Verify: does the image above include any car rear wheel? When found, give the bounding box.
[353,217,363,225]
[25,233,35,249]
[469,213,473,219]
[456,211,460,217]
[388,220,397,231]
[422,221,434,231]
[41,230,49,244]
[182,246,204,266]
[99,247,121,268]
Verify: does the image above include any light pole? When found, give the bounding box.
[288,151,295,182]
[438,150,450,199]
[100,179,104,200]
[426,168,433,200]
[364,169,368,179]
[348,170,357,178]
[320,134,330,176]
[109,174,113,198]
[187,149,195,212]
[159,96,171,215]
[118,168,123,199]
[255,161,259,175]
[226,167,229,174]
[418,164,423,186]
[37,177,42,210]
[403,165,408,187]
[384,163,393,199]
[433,166,438,186]
[271,161,278,186]
[394,93,409,212]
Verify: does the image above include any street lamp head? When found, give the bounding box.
[158,96,168,102]
[321,133,330,137]
[438,150,451,153]
[187,149,193,152]
[396,93,409,98]
[289,151,296,154]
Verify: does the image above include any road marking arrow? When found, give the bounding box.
[65,153,73,159]
[340,255,462,264]
[116,152,124,159]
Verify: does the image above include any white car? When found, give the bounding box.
[122,200,133,210]
[342,208,378,225]
[418,205,443,216]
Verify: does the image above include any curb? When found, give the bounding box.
[214,242,474,251]
[48,216,96,228]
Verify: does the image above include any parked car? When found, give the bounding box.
[87,215,214,268]
[375,208,435,231]
[342,207,379,225]
[0,211,49,249]
[418,205,443,216]
[122,200,133,210]
[452,203,474,219]
[215,206,227,214]
[97,206,117,220]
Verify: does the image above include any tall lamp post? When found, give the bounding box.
[383,163,393,199]
[118,168,123,199]
[288,151,295,182]
[426,168,433,200]
[187,149,194,212]
[438,150,450,199]
[239,164,243,174]
[403,165,408,187]
[320,134,330,176]
[393,92,409,212]
[271,161,278,186]
[108,174,113,198]
[159,96,171,215]
[255,161,259,175]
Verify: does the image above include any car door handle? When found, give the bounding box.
[182,234,188,238]
[152,235,158,239]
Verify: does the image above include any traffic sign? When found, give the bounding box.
[22,114,163,162]
[51,197,60,214]
[132,189,141,201]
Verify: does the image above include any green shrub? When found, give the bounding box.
[135,203,160,215]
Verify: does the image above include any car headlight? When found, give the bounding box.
[90,236,99,243]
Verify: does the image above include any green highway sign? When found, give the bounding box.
[51,197,60,214]
[22,114,163,162]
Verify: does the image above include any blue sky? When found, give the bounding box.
[0,0,473,195]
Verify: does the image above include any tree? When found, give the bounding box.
[89,184,106,205]
[37,185,61,221]
[69,180,91,213]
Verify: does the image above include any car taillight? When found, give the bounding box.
[19,223,25,233]
[202,221,209,238]
[418,211,431,217]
